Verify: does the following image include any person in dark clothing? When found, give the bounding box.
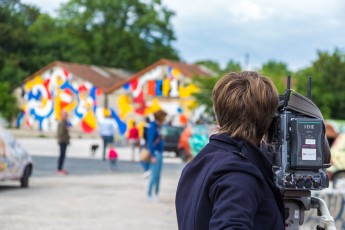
[175,71,285,229]
[147,110,167,202]
[57,111,70,175]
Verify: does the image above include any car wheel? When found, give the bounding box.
[178,149,189,162]
[333,172,345,190]
[20,165,31,188]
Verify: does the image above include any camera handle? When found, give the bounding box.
[284,194,336,230]
[311,197,336,230]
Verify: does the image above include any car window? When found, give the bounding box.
[163,126,184,136]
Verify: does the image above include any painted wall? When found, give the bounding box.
[15,64,200,135]
[16,66,105,133]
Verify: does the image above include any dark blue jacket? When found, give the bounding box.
[147,121,164,156]
[176,134,285,230]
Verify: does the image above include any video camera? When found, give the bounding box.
[262,76,333,229]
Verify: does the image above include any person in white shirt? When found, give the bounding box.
[99,114,116,161]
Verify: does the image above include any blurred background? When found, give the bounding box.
[0,0,345,229]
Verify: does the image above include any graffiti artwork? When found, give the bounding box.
[17,67,102,133]
[17,65,199,135]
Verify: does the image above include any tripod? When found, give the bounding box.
[284,190,336,230]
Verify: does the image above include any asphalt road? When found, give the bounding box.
[0,137,185,230]
[31,155,184,177]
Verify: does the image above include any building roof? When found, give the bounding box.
[21,61,133,93]
[20,59,211,94]
[107,58,212,92]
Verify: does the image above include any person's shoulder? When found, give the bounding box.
[195,141,261,176]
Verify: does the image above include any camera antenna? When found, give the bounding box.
[283,75,291,109]
[307,76,312,99]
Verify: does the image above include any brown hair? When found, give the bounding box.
[153,109,168,123]
[212,71,278,144]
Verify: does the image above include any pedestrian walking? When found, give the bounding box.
[127,121,140,161]
[146,110,167,202]
[57,111,70,175]
[99,112,116,161]
[107,143,118,172]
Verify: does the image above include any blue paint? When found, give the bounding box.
[89,86,98,113]
[123,83,130,90]
[28,90,42,101]
[29,101,54,129]
[155,80,163,96]
[110,108,127,135]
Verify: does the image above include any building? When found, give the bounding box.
[14,59,211,136]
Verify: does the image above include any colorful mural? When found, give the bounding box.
[17,67,103,133]
[16,64,200,134]
[119,65,199,126]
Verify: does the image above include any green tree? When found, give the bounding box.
[194,60,221,73]
[192,75,221,115]
[191,59,241,115]
[295,49,345,119]
[260,60,292,94]
[0,0,40,87]
[57,0,179,71]
[28,13,91,69]
[222,60,242,74]
[0,82,20,124]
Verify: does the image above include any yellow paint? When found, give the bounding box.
[64,99,77,112]
[178,84,200,98]
[138,122,145,138]
[125,118,135,137]
[144,98,162,115]
[162,79,171,96]
[54,96,62,120]
[56,75,65,86]
[172,68,181,79]
[118,95,133,119]
[40,98,48,108]
[24,76,44,91]
[83,110,97,129]
[186,99,198,110]
[103,108,111,117]
[53,77,67,121]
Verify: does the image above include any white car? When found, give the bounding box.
[0,126,33,187]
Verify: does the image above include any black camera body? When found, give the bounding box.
[264,77,330,192]
[267,110,329,191]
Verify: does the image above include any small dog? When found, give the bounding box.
[90,144,99,157]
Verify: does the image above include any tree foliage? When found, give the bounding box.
[259,60,292,94]
[0,0,40,87]
[0,83,20,124]
[294,49,345,119]
[191,59,242,115]
[1,0,345,122]
[57,0,179,70]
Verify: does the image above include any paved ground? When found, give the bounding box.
[1,135,341,229]
[0,173,181,230]
[0,136,185,230]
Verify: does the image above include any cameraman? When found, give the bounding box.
[175,71,285,229]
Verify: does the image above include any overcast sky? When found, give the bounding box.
[21,0,345,71]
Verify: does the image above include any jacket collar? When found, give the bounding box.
[209,134,273,178]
